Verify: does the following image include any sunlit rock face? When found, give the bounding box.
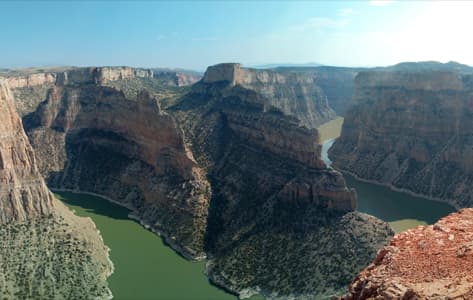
[330,66,473,208]
[345,208,473,300]
[0,79,53,223]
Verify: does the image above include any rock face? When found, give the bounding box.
[345,208,473,299]
[0,79,112,299]
[330,66,473,208]
[18,62,393,299]
[24,85,210,258]
[274,66,361,115]
[0,80,54,223]
[1,67,201,117]
[202,63,337,128]
[171,63,393,299]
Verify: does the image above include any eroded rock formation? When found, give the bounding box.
[0,81,53,223]
[330,65,473,208]
[172,63,393,299]
[24,85,210,258]
[1,67,201,117]
[0,79,112,299]
[202,63,337,128]
[345,209,473,299]
[18,62,393,299]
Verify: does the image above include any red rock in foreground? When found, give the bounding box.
[345,208,473,299]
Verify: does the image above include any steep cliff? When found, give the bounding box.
[330,66,473,208]
[274,66,361,115]
[19,62,393,299]
[1,66,201,116]
[202,63,337,128]
[171,63,393,299]
[345,208,473,299]
[23,85,210,259]
[0,79,112,299]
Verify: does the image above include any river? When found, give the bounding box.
[318,118,455,233]
[56,191,264,300]
[54,118,455,299]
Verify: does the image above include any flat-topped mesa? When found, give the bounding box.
[2,66,201,88]
[345,208,473,299]
[200,63,336,128]
[0,80,53,223]
[202,63,241,85]
[330,68,473,208]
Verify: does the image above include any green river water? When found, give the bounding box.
[55,139,455,299]
[56,191,265,300]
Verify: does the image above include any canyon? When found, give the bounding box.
[330,62,473,209]
[3,60,472,300]
[0,79,112,299]
[1,63,394,299]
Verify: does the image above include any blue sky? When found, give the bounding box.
[1,1,472,70]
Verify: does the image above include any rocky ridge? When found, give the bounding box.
[15,62,393,299]
[203,63,337,128]
[330,66,473,208]
[345,208,473,299]
[172,63,393,299]
[0,79,112,299]
[1,66,201,117]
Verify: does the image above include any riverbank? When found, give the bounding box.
[51,188,205,261]
[331,166,460,211]
[55,191,237,300]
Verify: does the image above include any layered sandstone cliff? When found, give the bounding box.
[345,208,473,299]
[18,62,393,299]
[1,67,201,116]
[203,63,336,128]
[171,63,393,299]
[274,66,360,115]
[0,79,112,299]
[23,85,210,258]
[330,66,473,208]
[0,81,53,223]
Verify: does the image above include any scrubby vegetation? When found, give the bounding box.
[0,215,111,300]
[105,78,190,108]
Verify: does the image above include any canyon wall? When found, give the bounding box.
[23,86,210,259]
[0,79,112,299]
[345,208,473,299]
[273,66,360,115]
[1,67,201,117]
[17,62,393,299]
[330,68,473,208]
[203,63,337,128]
[172,63,393,299]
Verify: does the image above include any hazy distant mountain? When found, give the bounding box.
[375,61,473,73]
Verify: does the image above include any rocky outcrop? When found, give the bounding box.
[274,66,361,115]
[202,63,336,128]
[0,80,54,223]
[0,79,112,299]
[330,66,473,208]
[24,85,210,259]
[345,208,473,299]
[17,62,392,299]
[2,67,201,117]
[1,66,201,89]
[171,63,393,299]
